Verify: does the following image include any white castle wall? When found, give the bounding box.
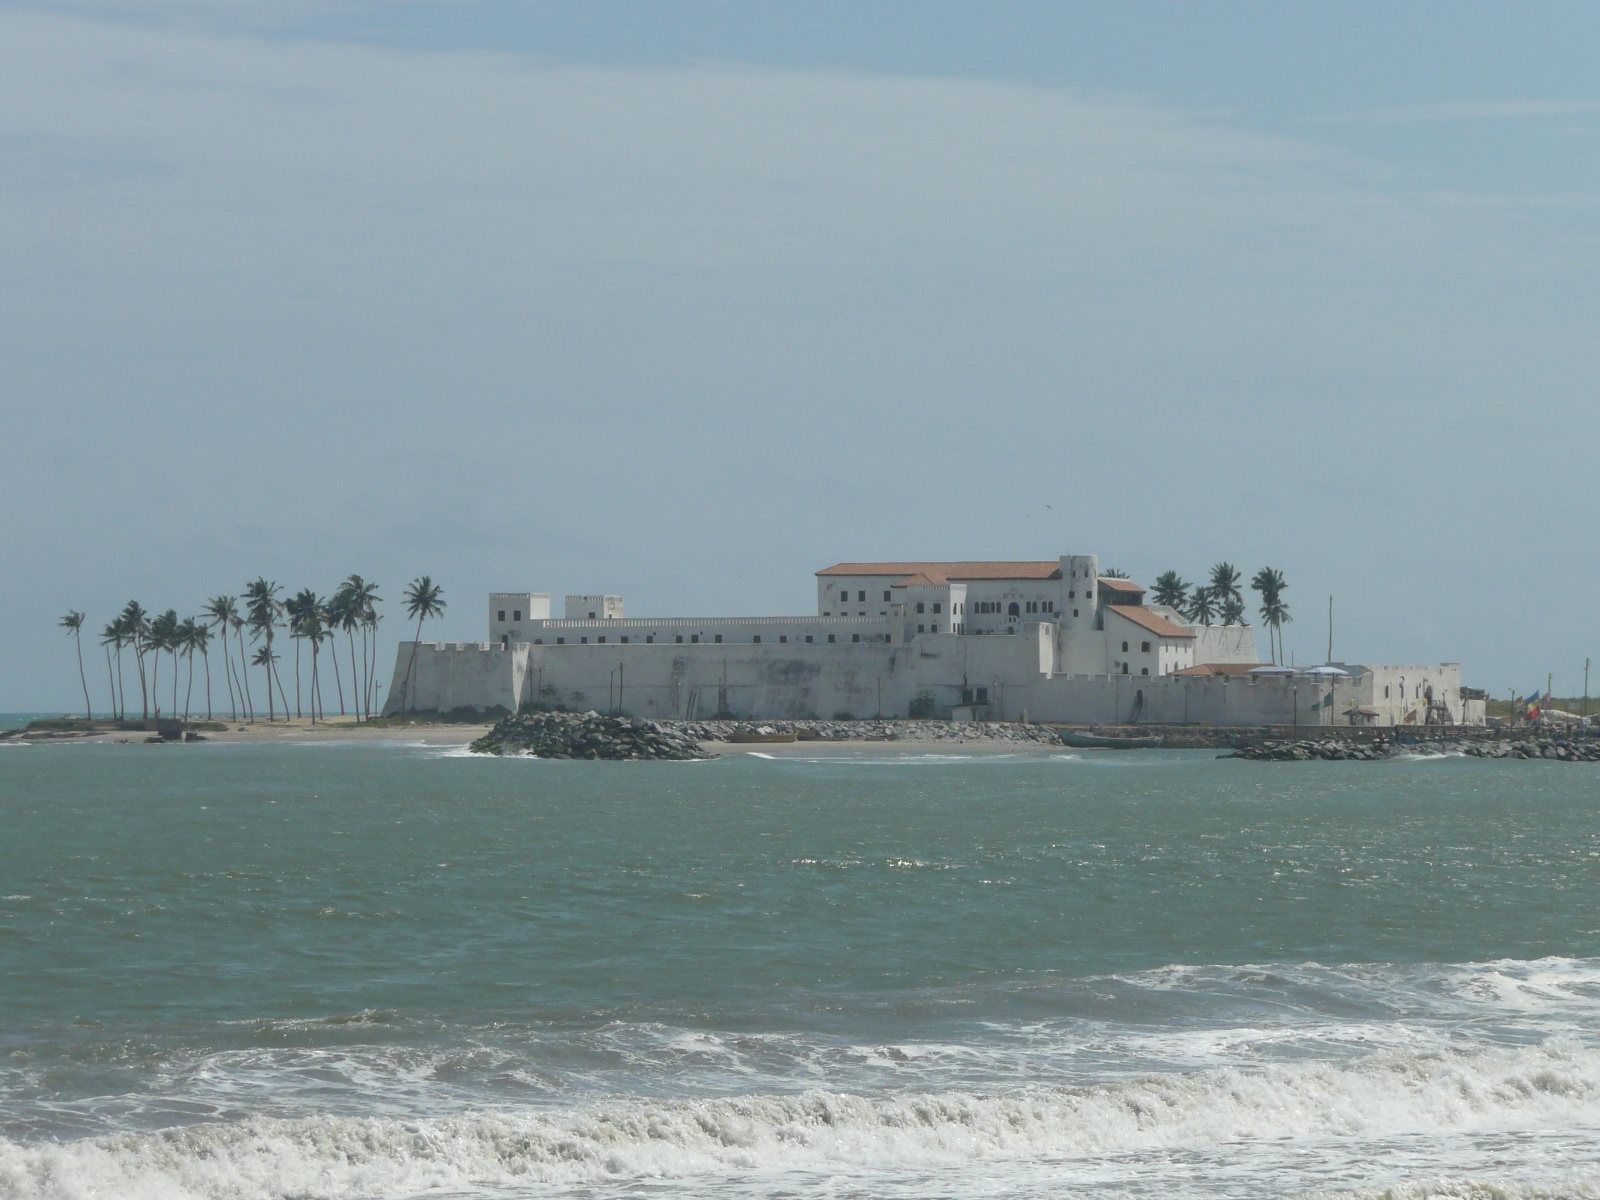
[382,625,1367,727]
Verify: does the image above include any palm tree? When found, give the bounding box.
[59,611,92,719]
[203,597,240,721]
[1208,562,1242,609]
[362,600,383,719]
[285,589,322,720]
[244,579,287,721]
[1151,571,1189,611]
[188,620,215,719]
[120,601,151,719]
[1101,568,1131,579]
[399,576,446,713]
[230,613,253,720]
[1251,567,1291,665]
[177,618,202,719]
[1220,596,1246,626]
[99,621,124,720]
[146,609,179,716]
[1186,585,1217,627]
[302,609,327,724]
[342,576,381,719]
[324,586,353,717]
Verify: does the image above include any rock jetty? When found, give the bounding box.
[1226,733,1600,762]
[470,712,716,760]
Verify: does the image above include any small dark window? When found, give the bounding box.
[676,635,683,643]
[885,634,891,643]
[1008,602,1020,618]
[715,634,723,643]
[916,602,925,614]
[975,687,988,703]
[646,635,653,644]
[828,634,836,643]
[1073,609,1079,617]
[858,590,866,601]
[1141,641,1150,653]
[883,590,891,602]
[917,624,925,633]
[823,611,831,616]
[852,633,860,643]
[556,637,564,645]
[779,635,787,643]
[805,635,813,643]
[691,634,699,644]
[588,611,596,619]
[582,636,589,644]
[514,610,521,622]
[1141,667,1149,676]
[1068,591,1074,600]
[497,609,506,622]
[932,602,941,614]
[597,636,605,644]
[753,635,761,644]
[534,638,543,644]
[621,636,629,644]
[1122,641,1129,651]
[930,624,938,634]
[501,635,508,647]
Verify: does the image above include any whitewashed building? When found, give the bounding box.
[385,553,1477,728]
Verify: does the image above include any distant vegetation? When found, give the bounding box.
[60,576,446,723]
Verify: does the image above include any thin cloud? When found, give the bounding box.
[1321,98,1600,124]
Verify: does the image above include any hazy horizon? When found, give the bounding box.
[4,2,1598,710]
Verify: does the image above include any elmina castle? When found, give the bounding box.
[381,554,1482,727]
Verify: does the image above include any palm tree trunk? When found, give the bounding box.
[329,642,346,716]
[171,648,179,715]
[235,627,254,720]
[402,615,426,712]
[293,637,302,720]
[73,631,92,719]
[136,640,149,719]
[184,653,194,720]
[103,644,117,720]
[151,649,161,717]
[202,647,213,720]
[113,644,124,720]
[271,637,290,720]
[347,629,362,722]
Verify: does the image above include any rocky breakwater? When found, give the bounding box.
[1227,733,1600,762]
[469,711,716,760]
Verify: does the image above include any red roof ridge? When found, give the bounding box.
[1105,604,1195,639]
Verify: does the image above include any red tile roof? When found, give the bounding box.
[1172,661,1261,676]
[817,561,1062,583]
[1105,604,1194,639]
[1097,577,1145,593]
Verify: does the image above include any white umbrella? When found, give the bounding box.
[1306,665,1349,676]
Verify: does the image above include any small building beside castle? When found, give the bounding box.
[385,554,1475,727]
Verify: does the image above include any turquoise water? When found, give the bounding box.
[4,741,1600,1198]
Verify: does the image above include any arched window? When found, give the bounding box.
[1008,602,1020,618]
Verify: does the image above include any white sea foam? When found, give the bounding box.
[6,1043,1600,1200]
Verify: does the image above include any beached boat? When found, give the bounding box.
[1059,731,1163,749]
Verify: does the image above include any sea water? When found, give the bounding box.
[3,740,1600,1199]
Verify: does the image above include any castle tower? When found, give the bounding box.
[1058,554,1099,631]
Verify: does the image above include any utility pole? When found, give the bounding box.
[1584,658,1590,722]
[1327,596,1333,664]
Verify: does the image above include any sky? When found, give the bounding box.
[3,1,1598,711]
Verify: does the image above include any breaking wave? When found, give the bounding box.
[5,1042,1600,1199]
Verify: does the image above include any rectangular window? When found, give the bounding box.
[501,635,508,647]
[1141,641,1150,653]
[1068,591,1074,600]
[753,635,761,643]
[852,633,860,643]
[514,610,521,622]
[556,637,564,645]
[497,610,506,622]
[858,590,866,601]
[975,687,988,704]
[916,602,925,614]
[883,590,891,602]
[691,634,699,644]
[597,636,605,644]
[930,624,938,634]
[621,636,629,644]
[918,624,925,633]
[645,635,653,643]
[676,635,683,643]
[582,636,589,644]
[715,634,723,643]
[805,635,813,643]
[885,634,891,643]
[779,635,787,643]
[932,602,941,614]
[828,634,836,643]
[823,611,831,616]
